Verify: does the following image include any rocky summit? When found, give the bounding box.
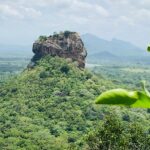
[31,31,87,68]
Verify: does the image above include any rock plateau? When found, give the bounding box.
[31,31,87,68]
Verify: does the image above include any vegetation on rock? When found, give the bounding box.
[38,36,47,42]
[32,31,87,68]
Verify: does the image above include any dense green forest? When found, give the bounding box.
[90,64,150,90]
[0,57,30,84]
[0,56,150,149]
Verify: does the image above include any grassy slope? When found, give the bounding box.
[0,56,149,149]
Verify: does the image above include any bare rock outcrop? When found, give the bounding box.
[31,31,87,68]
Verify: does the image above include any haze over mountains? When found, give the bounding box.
[82,33,150,64]
[1,33,150,64]
[82,33,145,56]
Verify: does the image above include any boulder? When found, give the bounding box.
[31,31,87,68]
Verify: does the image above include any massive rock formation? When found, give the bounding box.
[31,31,87,68]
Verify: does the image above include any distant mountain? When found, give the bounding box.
[89,51,118,60]
[87,51,121,64]
[82,33,146,57]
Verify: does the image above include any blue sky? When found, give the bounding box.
[0,0,150,48]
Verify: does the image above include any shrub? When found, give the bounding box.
[39,71,50,78]
[86,114,150,150]
[64,31,71,38]
[60,65,70,74]
[38,36,47,42]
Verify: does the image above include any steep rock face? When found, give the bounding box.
[31,31,87,68]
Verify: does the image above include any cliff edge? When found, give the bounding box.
[31,31,87,68]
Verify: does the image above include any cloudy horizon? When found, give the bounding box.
[0,0,150,49]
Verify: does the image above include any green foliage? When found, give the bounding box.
[39,71,51,78]
[90,64,150,89]
[60,65,70,74]
[96,89,137,105]
[64,31,71,38]
[1,56,150,149]
[0,56,108,149]
[147,45,150,52]
[85,113,150,150]
[52,31,74,38]
[38,36,47,42]
[95,79,150,108]
[0,57,29,84]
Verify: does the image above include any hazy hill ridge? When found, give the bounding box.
[82,33,145,56]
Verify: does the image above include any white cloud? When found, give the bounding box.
[21,7,42,18]
[135,9,150,20]
[0,0,150,47]
[70,0,109,17]
[119,16,135,26]
[45,0,110,26]
[0,1,41,20]
[0,4,23,18]
[0,0,109,23]
[107,0,150,26]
